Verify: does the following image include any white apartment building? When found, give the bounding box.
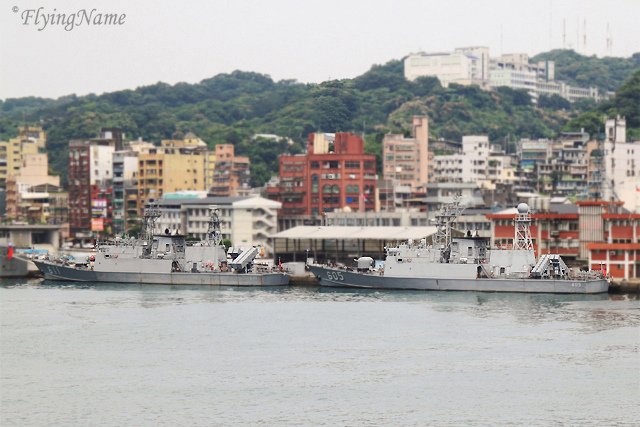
[432,136,516,189]
[433,136,488,184]
[536,81,602,102]
[489,54,553,92]
[489,53,602,102]
[404,47,601,102]
[603,116,639,212]
[456,47,490,83]
[404,47,489,87]
[155,195,282,254]
[461,136,490,185]
[89,144,115,186]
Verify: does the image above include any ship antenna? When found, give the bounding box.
[206,205,222,246]
[433,194,464,262]
[513,203,534,251]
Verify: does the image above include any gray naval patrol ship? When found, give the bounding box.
[33,205,288,286]
[308,200,608,294]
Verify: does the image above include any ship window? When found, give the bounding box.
[468,247,473,256]
[397,258,403,263]
[165,243,170,252]
[500,267,505,274]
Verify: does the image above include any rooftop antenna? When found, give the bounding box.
[576,16,580,53]
[583,19,587,53]
[606,23,612,56]
[548,0,553,50]
[562,19,566,49]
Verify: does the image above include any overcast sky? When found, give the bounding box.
[1,0,638,99]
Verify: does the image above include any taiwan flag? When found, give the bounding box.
[7,243,14,261]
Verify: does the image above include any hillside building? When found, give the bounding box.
[404,47,490,87]
[382,116,429,188]
[603,116,640,212]
[431,136,516,189]
[137,135,212,216]
[0,126,46,188]
[68,132,117,238]
[2,126,63,224]
[404,47,601,102]
[112,140,155,235]
[266,132,377,230]
[209,144,250,197]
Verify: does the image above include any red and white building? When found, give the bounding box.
[587,211,640,280]
[487,209,580,261]
[487,200,639,280]
[266,132,377,230]
[68,136,115,238]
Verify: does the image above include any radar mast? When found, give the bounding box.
[433,194,464,262]
[206,206,222,246]
[513,203,534,251]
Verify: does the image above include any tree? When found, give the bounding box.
[538,94,571,111]
[222,239,232,250]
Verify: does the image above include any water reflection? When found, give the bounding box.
[2,278,638,330]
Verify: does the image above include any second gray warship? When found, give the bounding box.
[309,200,608,294]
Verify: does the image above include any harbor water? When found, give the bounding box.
[1,279,639,426]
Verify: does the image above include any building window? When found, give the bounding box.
[312,175,318,193]
[345,161,360,169]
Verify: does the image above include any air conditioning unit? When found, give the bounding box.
[326,174,335,179]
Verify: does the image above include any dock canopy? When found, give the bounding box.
[271,225,437,264]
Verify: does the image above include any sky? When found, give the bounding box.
[1,0,638,99]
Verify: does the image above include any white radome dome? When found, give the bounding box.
[517,202,529,214]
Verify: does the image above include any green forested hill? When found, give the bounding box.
[0,50,638,186]
[531,49,640,92]
[566,69,640,139]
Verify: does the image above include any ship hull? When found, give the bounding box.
[308,265,608,294]
[0,251,29,277]
[34,260,289,286]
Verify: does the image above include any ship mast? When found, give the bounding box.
[513,203,534,251]
[433,194,464,262]
[206,206,222,246]
[142,202,161,243]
